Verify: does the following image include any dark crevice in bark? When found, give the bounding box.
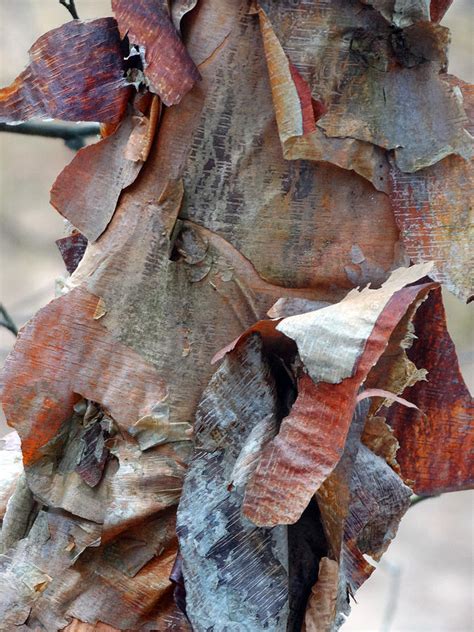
[288,498,329,632]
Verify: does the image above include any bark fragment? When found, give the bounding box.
[0,19,129,125]
[258,1,472,173]
[56,232,88,275]
[387,288,474,493]
[0,426,189,630]
[243,276,436,527]
[112,0,200,105]
[51,114,146,242]
[177,334,289,631]
[1,287,167,466]
[389,77,474,301]
[303,557,339,632]
[257,5,390,191]
[276,263,432,385]
[313,402,411,629]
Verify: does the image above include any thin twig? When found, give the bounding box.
[410,493,441,507]
[380,559,401,632]
[0,304,18,337]
[59,0,79,20]
[0,121,100,150]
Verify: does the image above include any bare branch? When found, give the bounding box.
[59,0,79,20]
[0,304,18,337]
[380,559,402,632]
[410,493,441,507]
[0,121,100,150]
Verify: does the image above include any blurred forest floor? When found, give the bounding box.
[0,2,472,631]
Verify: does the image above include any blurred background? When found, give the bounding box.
[0,2,472,630]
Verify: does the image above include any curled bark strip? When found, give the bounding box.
[112,0,200,105]
[356,388,419,410]
[257,5,390,191]
[276,263,433,385]
[243,281,435,527]
[51,115,145,242]
[0,19,130,125]
[211,319,282,364]
[210,300,328,366]
[258,1,472,173]
[124,94,161,162]
[387,288,474,494]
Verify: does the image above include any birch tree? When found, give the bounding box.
[0,1,472,630]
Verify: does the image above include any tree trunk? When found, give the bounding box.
[0,1,472,630]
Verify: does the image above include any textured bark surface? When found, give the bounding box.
[177,335,289,631]
[242,276,436,528]
[0,18,130,124]
[50,110,150,242]
[0,0,472,630]
[112,0,200,106]
[387,289,474,494]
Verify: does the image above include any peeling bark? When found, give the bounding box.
[0,0,472,629]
